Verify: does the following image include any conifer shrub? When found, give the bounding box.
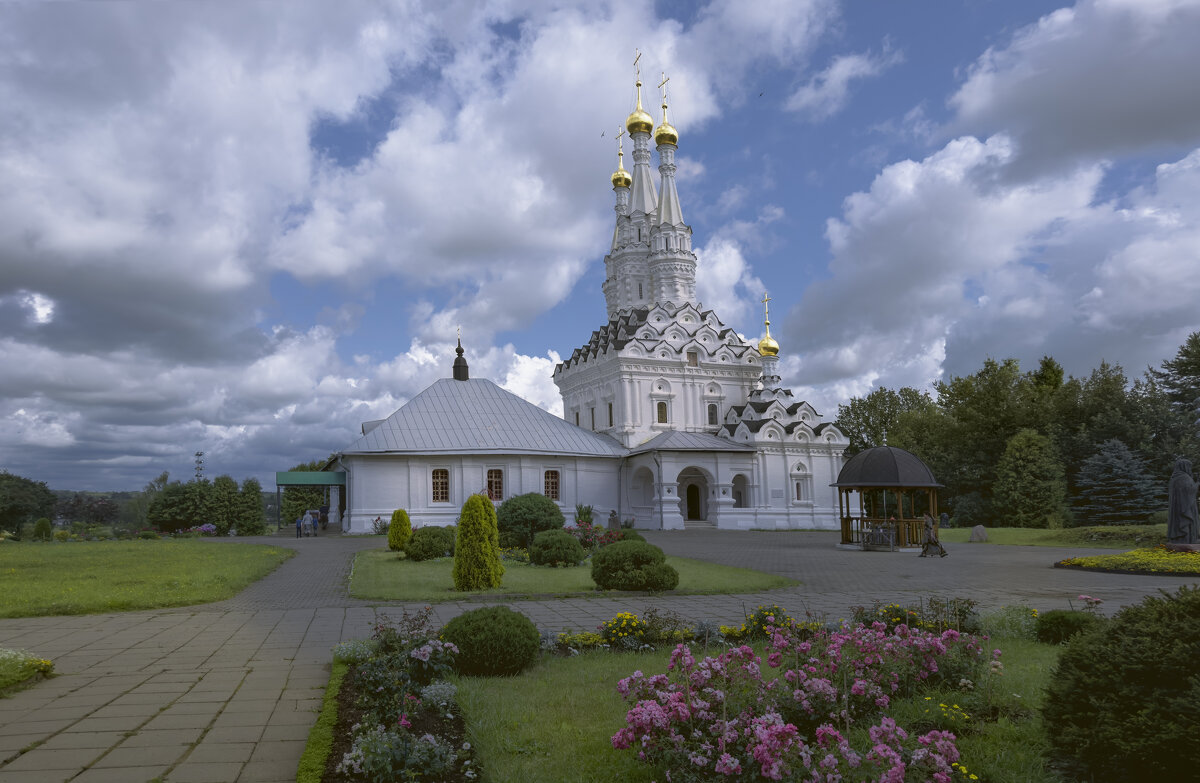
[496,493,565,549]
[591,540,679,591]
[1042,586,1200,781]
[453,494,504,591]
[387,509,412,552]
[32,518,52,542]
[1034,609,1103,644]
[403,526,456,561]
[439,606,540,676]
[529,529,585,567]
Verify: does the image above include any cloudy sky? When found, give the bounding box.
[3,0,1199,491]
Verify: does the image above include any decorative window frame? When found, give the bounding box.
[486,468,505,502]
[431,467,450,504]
[790,462,814,506]
[543,469,561,501]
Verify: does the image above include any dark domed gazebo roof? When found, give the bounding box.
[832,445,942,488]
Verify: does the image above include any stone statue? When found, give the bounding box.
[1167,458,1199,545]
[608,509,621,531]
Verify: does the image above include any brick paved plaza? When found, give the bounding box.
[1,531,1195,782]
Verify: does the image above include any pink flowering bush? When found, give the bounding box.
[612,619,984,781]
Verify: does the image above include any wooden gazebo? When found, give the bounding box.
[831,446,943,550]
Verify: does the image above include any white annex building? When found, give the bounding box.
[328,75,849,533]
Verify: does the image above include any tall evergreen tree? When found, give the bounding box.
[209,475,240,535]
[994,429,1068,528]
[237,477,268,535]
[1074,439,1159,526]
[1152,331,1200,419]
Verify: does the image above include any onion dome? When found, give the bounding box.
[626,80,654,136]
[611,150,631,188]
[654,100,678,146]
[758,293,779,356]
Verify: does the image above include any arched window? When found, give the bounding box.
[486,469,504,501]
[656,401,668,424]
[431,469,449,503]
[607,402,614,427]
[795,482,803,501]
[707,404,718,426]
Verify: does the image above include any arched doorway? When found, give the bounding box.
[686,485,701,519]
[677,467,710,522]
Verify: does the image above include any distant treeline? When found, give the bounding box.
[834,333,1200,528]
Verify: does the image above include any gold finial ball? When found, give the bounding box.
[758,334,779,357]
[654,120,678,146]
[611,166,632,188]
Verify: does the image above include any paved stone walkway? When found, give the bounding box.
[1,530,1196,782]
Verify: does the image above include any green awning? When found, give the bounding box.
[275,471,345,486]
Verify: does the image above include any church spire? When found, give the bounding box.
[624,51,658,218]
[452,329,469,381]
[654,72,684,227]
[758,293,781,386]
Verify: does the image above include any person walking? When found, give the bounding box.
[919,512,947,558]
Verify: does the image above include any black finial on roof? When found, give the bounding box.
[452,335,470,381]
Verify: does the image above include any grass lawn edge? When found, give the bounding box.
[297,661,346,783]
[349,551,798,602]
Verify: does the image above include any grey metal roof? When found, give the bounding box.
[340,378,626,457]
[832,446,943,488]
[628,429,754,455]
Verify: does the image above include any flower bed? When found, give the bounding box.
[323,608,479,782]
[1055,545,1200,575]
[612,617,993,781]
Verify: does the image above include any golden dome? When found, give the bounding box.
[654,93,678,146]
[758,334,779,357]
[626,79,654,135]
[654,120,678,146]
[611,162,632,188]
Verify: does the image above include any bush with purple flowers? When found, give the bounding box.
[612,617,986,781]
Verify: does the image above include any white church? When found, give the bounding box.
[327,75,849,533]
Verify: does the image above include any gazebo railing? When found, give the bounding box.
[840,516,921,548]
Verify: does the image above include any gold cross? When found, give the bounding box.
[633,49,641,77]
[762,292,771,322]
[658,71,670,99]
[616,126,625,153]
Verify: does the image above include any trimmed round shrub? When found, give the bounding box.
[453,494,504,591]
[529,529,585,567]
[1035,609,1103,644]
[439,606,540,676]
[591,540,679,592]
[1042,586,1200,781]
[617,529,645,543]
[496,493,565,549]
[403,525,456,561]
[387,508,412,552]
[32,518,52,542]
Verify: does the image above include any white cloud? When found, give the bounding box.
[948,0,1200,173]
[786,46,903,120]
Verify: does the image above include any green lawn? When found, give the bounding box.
[349,550,798,601]
[0,540,294,617]
[455,636,1065,783]
[940,524,1166,549]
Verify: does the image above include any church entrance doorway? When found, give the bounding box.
[677,467,710,521]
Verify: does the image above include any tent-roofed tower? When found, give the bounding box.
[555,60,848,530]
